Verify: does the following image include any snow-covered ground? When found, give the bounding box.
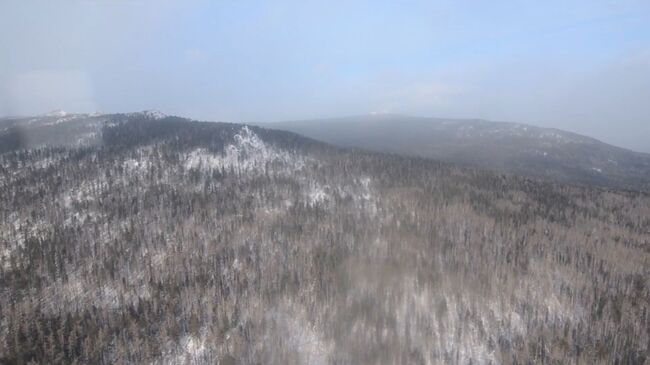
[184,126,306,174]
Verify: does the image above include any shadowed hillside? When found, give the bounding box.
[268,115,650,192]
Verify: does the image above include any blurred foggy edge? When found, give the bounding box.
[0,127,26,152]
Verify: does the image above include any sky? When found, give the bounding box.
[1,0,649,152]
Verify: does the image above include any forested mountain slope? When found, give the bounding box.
[1,113,649,364]
[268,115,650,192]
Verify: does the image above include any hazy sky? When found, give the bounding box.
[1,0,649,151]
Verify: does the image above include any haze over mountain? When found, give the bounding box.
[3,0,650,364]
[1,112,649,364]
[2,1,649,152]
[268,115,650,192]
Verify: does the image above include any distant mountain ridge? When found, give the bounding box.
[267,115,650,191]
[0,111,320,153]
[3,112,649,191]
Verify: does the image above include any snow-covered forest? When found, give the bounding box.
[1,114,648,364]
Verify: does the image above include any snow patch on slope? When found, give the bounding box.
[43,109,68,117]
[307,183,330,206]
[184,126,305,174]
[123,157,151,174]
[141,110,166,120]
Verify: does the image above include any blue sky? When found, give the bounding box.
[1,0,649,151]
